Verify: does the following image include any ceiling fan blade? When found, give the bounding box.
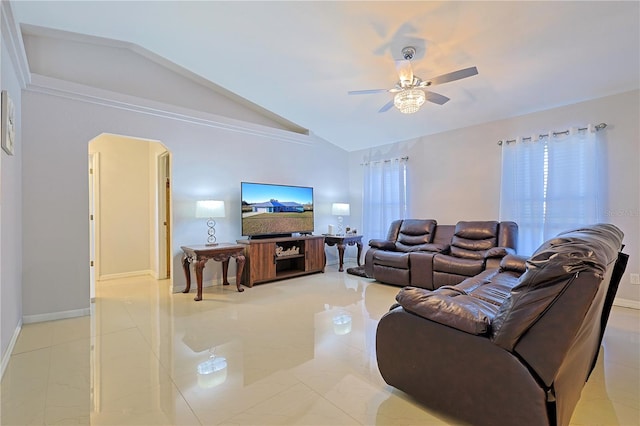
[428,66,478,86]
[395,60,414,86]
[348,89,389,95]
[424,91,450,105]
[378,100,395,113]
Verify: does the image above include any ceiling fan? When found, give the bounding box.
[348,46,478,114]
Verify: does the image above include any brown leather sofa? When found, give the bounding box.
[364,219,518,289]
[376,224,628,426]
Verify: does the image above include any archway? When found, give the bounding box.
[88,134,172,300]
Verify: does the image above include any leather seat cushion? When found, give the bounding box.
[456,269,521,306]
[395,268,522,335]
[373,251,410,269]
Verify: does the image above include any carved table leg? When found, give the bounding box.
[235,255,245,292]
[221,259,230,286]
[194,259,206,301]
[182,255,192,294]
[356,241,363,266]
[337,242,346,272]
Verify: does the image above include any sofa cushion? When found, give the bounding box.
[396,285,498,335]
[449,221,499,259]
[455,221,499,239]
[396,267,522,335]
[395,219,437,252]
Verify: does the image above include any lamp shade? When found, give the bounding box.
[331,203,350,216]
[196,200,225,218]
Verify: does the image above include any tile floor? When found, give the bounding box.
[1,268,639,425]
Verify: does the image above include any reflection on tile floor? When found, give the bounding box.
[1,268,639,425]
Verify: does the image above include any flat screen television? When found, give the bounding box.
[241,182,314,238]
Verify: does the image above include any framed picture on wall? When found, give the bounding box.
[2,90,16,155]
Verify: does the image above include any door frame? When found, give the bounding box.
[88,152,100,301]
[157,151,171,279]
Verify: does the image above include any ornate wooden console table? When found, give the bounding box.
[181,243,246,301]
[323,235,363,272]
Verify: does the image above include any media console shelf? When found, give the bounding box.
[237,235,325,286]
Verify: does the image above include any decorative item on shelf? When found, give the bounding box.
[331,203,350,236]
[196,200,225,246]
[275,245,300,257]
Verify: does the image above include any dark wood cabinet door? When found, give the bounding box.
[305,237,326,272]
[250,242,276,284]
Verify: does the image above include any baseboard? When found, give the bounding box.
[98,270,154,281]
[1,322,22,380]
[613,297,640,310]
[22,307,91,324]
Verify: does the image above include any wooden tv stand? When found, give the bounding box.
[237,235,325,287]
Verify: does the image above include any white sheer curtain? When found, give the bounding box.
[362,158,408,241]
[500,136,546,255]
[500,127,605,255]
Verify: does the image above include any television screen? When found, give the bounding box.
[241,182,314,237]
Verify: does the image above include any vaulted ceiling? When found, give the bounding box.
[9,1,640,151]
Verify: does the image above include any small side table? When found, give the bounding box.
[181,243,246,301]
[324,235,363,272]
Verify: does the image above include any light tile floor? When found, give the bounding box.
[1,268,639,425]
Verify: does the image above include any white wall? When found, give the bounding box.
[349,90,640,306]
[21,84,349,319]
[0,5,23,366]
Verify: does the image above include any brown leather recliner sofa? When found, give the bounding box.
[376,224,628,426]
[364,219,518,290]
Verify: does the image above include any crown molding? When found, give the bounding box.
[20,23,308,135]
[1,1,31,88]
[27,73,317,146]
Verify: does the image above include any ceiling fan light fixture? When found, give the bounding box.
[394,89,426,114]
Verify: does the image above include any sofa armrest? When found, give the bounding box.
[369,239,396,250]
[395,286,499,335]
[418,243,449,253]
[485,246,516,258]
[499,254,528,273]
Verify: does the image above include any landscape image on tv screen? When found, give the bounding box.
[241,182,314,237]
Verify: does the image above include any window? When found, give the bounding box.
[500,127,605,255]
[362,158,408,240]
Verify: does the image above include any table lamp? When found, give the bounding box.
[331,203,350,236]
[196,200,225,245]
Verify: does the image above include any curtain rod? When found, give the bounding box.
[497,122,607,146]
[360,156,409,166]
